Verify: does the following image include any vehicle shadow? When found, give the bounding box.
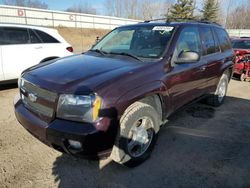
[52,96,250,188]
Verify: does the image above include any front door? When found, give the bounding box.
[164,26,207,111]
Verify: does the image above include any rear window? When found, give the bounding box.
[34,29,59,43]
[199,27,217,55]
[0,27,29,45]
[232,40,250,49]
[214,28,231,51]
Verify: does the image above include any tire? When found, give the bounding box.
[206,73,229,107]
[111,101,160,167]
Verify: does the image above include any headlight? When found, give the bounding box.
[18,76,24,88]
[56,94,102,123]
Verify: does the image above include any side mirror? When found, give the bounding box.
[96,36,100,44]
[175,51,200,64]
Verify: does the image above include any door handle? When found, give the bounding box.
[34,46,42,49]
[199,66,206,71]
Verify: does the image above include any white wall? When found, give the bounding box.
[0,5,141,29]
[227,29,250,37]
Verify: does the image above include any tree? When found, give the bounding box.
[103,0,174,20]
[168,0,195,21]
[104,0,123,17]
[225,0,250,29]
[201,0,219,22]
[3,0,48,9]
[66,2,97,14]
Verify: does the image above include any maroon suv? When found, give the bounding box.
[14,21,234,167]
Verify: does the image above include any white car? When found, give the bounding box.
[0,24,73,82]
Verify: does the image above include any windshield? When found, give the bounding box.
[232,40,250,49]
[92,25,175,59]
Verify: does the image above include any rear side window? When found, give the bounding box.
[199,27,217,55]
[28,29,41,43]
[0,27,29,45]
[215,28,231,51]
[34,30,59,43]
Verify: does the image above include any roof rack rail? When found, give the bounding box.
[144,17,221,26]
[144,18,167,23]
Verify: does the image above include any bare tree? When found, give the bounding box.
[124,0,139,19]
[3,0,48,9]
[141,0,170,20]
[225,0,250,29]
[66,2,97,14]
[104,0,123,17]
[104,0,174,20]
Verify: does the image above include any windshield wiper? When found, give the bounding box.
[109,52,143,62]
[89,49,107,56]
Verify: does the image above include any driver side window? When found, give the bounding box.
[173,27,201,61]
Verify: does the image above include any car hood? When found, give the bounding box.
[23,54,142,94]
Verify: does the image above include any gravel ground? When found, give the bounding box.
[0,80,250,188]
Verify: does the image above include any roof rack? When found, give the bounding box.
[144,17,221,26]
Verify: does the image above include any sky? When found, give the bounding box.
[0,0,248,16]
[42,0,106,12]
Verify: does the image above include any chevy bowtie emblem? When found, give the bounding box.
[28,93,37,102]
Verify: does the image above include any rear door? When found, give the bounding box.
[198,26,221,92]
[33,29,69,58]
[199,26,230,93]
[1,27,41,80]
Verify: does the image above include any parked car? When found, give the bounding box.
[14,21,234,167]
[0,23,73,83]
[231,37,250,81]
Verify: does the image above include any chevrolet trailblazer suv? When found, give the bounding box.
[14,21,234,167]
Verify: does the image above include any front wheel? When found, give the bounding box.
[111,102,160,167]
[205,73,229,107]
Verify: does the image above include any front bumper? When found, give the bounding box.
[14,99,117,159]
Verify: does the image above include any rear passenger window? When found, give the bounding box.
[215,28,231,51]
[0,27,29,45]
[34,30,59,43]
[28,29,41,43]
[200,27,217,55]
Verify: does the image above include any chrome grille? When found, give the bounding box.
[22,81,57,102]
[22,96,54,117]
[20,79,57,121]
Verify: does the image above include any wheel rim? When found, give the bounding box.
[127,116,154,158]
[218,80,226,103]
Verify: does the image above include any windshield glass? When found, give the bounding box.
[232,40,250,49]
[92,25,175,59]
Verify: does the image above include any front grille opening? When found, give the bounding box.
[20,79,58,122]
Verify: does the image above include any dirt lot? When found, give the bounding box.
[56,27,110,53]
[0,79,250,188]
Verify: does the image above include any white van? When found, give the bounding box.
[0,24,73,82]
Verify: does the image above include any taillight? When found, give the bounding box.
[66,47,73,53]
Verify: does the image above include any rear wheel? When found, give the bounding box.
[206,73,229,107]
[111,102,160,167]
